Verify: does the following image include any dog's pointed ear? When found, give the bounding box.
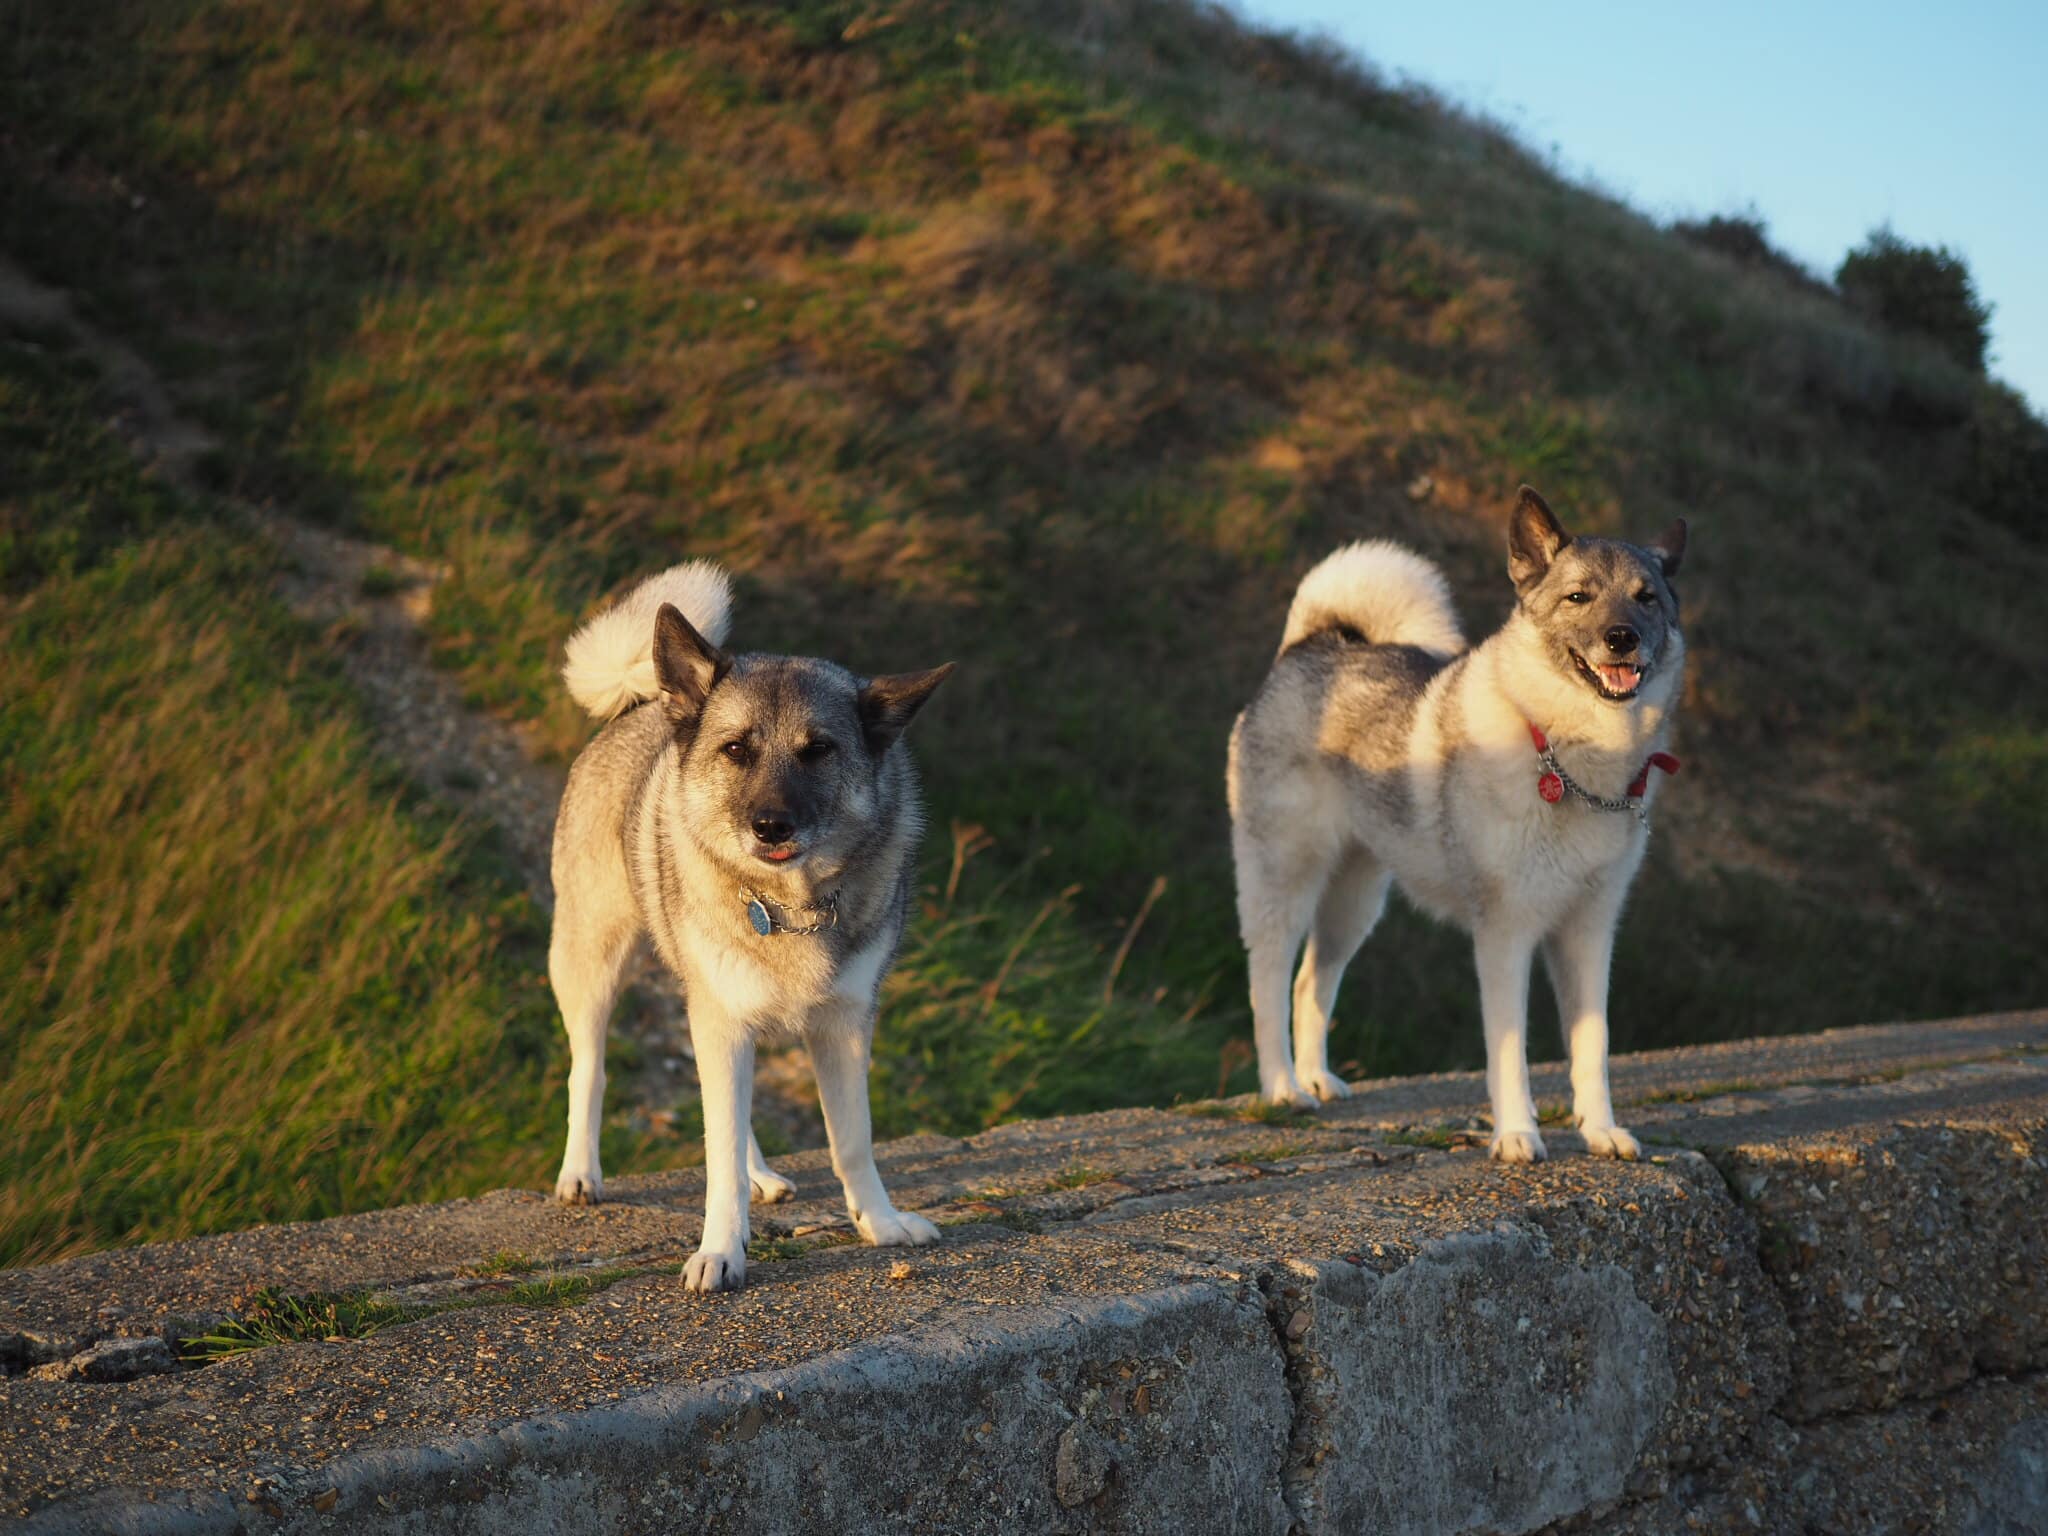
[653,602,729,723]
[1647,517,1687,578]
[858,663,955,754]
[1508,485,1571,591]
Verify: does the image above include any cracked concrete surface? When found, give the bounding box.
[3,1011,2045,1533]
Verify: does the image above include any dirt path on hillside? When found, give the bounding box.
[0,258,824,1157]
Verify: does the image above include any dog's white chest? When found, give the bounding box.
[676,923,891,1032]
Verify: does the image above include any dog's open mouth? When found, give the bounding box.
[1570,650,1646,701]
[755,843,804,864]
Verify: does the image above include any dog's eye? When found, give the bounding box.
[721,740,750,762]
[1564,591,1590,605]
[1637,587,1658,606]
[797,739,836,762]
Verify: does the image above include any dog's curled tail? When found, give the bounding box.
[1281,540,1464,655]
[562,560,735,719]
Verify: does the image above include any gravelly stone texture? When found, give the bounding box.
[1576,1370,2048,1536]
[2,1012,2044,1534]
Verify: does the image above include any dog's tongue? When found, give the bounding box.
[1597,664,1639,693]
[764,846,799,862]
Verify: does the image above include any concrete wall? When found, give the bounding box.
[4,1014,2046,1534]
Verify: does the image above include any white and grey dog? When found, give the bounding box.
[550,562,952,1291]
[1228,487,1686,1161]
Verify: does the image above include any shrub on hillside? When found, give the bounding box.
[1672,212,1824,293]
[1836,226,1991,374]
[1963,381,2048,538]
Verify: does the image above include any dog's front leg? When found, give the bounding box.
[682,1015,754,1293]
[1474,924,1546,1162]
[808,1014,940,1249]
[1543,885,1638,1160]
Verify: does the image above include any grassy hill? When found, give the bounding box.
[5,0,2044,1261]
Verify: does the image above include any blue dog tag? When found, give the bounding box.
[746,898,773,936]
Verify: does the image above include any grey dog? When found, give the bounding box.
[1228,487,1686,1160]
[550,562,952,1291]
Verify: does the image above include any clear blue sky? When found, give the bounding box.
[1241,1,2048,412]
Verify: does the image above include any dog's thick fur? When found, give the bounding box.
[1228,488,1687,1161]
[551,562,951,1291]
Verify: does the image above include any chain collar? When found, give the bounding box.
[743,887,840,937]
[1526,722,1680,828]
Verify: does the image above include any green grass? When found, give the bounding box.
[1181,1100,1322,1127]
[178,1287,411,1362]
[1216,1140,1316,1165]
[502,1266,639,1308]
[177,1265,645,1363]
[1635,1081,1765,1107]
[459,1250,540,1279]
[0,337,673,1266]
[1,0,2045,1261]
[1383,1127,1461,1151]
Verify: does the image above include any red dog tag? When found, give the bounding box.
[1538,772,1565,804]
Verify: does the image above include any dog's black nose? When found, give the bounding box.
[1604,625,1639,656]
[751,809,795,845]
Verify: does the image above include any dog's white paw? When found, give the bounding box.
[750,1166,797,1204]
[1581,1123,1640,1160]
[1490,1130,1549,1164]
[1298,1068,1353,1103]
[1261,1075,1320,1111]
[555,1167,603,1205]
[682,1244,746,1294]
[855,1207,942,1248]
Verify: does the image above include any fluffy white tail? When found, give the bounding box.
[1281,540,1464,655]
[562,560,734,719]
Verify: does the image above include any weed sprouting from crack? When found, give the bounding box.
[1216,1140,1317,1166]
[1180,1099,1320,1127]
[1633,1080,1763,1106]
[177,1288,410,1362]
[177,1263,649,1364]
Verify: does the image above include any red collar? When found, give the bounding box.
[1527,721,1680,806]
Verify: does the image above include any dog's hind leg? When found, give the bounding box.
[1235,836,1327,1109]
[1542,882,1638,1160]
[1474,923,1546,1162]
[1291,852,1390,1102]
[550,922,635,1205]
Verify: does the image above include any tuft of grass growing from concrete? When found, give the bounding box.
[1182,1099,1321,1127]
[1046,1163,1116,1190]
[178,1264,649,1364]
[1383,1126,1460,1151]
[503,1267,639,1309]
[1635,1081,1764,1107]
[1216,1140,1316,1165]
[178,1288,410,1362]
[459,1250,540,1279]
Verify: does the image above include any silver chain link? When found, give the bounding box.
[744,888,841,936]
[1535,742,1652,828]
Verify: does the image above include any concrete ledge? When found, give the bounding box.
[21,1284,1293,1536]
[4,1011,2045,1533]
